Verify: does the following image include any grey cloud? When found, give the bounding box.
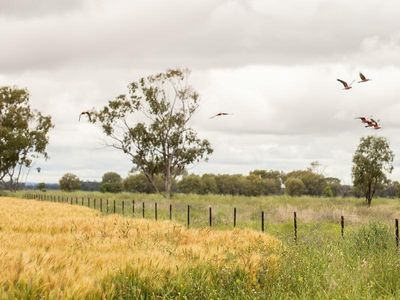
[2,0,400,74]
[2,0,400,185]
[0,0,82,18]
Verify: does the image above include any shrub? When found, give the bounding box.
[101,172,123,193]
[284,178,305,196]
[59,173,80,192]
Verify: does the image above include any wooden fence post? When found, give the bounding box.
[396,219,399,249]
[106,199,109,213]
[261,211,265,232]
[341,216,344,239]
[94,199,96,209]
[142,202,145,218]
[113,200,116,214]
[209,206,212,227]
[294,212,297,242]
[233,207,237,228]
[155,202,158,220]
[132,200,135,217]
[169,204,172,220]
[100,198,103,212]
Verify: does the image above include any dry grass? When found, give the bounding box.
[0,197,282,299]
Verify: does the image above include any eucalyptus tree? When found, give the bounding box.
[88,68,213,198]
[0,86,53,190]
[352,136,394,206]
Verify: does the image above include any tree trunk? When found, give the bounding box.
[367,195,372,207]
[164,156,172,199]
[366,183,372,207]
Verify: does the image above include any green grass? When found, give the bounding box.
[96,222,400,299]
[16,191,400,240]
[6,192,400,299]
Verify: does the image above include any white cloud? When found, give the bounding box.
[1,0,400,185]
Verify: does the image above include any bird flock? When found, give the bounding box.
[79,71,378,129]
[337,72,379,130]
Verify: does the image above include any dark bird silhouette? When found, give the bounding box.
[355,117,370,124]
[79,111,92,122]
[209,112,231,119]
[36,167,41,173]
[355,116,375,128]
[358,72,372,83]
[337,79,354,90]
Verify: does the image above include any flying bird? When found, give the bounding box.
[79,111,92,122]
[358,72,371,83]
[209,112,232,119]
[337,79,354,90]
[357,117,381,129]
[355,117,370,124]
[355,117,374,127]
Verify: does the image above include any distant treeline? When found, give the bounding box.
[20,169,400,198]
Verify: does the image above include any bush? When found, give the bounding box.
[123,174,156,193]
[37,182,46,191]
[177,175,203,194]
[284,178,305,196]
[59,173,80,192]
[101,172,123,193]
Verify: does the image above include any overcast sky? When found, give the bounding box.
[2,0,400,184]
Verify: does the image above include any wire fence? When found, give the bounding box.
[23,193,400,248]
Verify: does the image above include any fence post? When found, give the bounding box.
[234,207,237,228]
[261,211,265,232]
[294,212,297,242]
[106,199,109,213]
[94,199,96,209]
[209,206,212,227]
[169,204,172,220]
[187,205,190,228]
[75,197,78,205]
[341,216,344,239]
[81,197,83,206]
[142,202,145,218]
[122,200,125,216]
[396,219,399,249]
[132,200,135,217]
[100,198,103,212]
[88,198,90,208]
[113,200,116,214]
[155,202,158,220]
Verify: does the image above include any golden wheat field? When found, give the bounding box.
[0,197,282,299]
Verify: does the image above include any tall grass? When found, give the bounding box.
[3,195,400,299]
[0,197,281,299]
[18,191,400,238]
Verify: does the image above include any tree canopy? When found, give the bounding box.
[59,173,80,192]
[352,135,394,206]
[0,86,53,190]
[88,68,213,198]
[101,172,123,193]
